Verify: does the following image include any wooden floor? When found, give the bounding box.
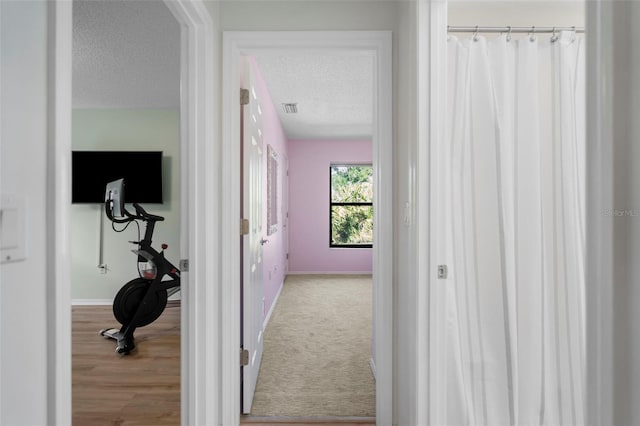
[72,305,181,426]
[72,305,375,426]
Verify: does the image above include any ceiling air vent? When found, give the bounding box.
[282,103,298,114]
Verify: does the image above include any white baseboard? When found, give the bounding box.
[73,298,180,306]
[287,271,373,275]
[263,280,284,329]
[369,358,377,380]
[72,299,112,306]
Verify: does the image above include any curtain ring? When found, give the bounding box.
[550,27,559,43]
[473,26,480,42]
[529,26,536,42]
[506,26,512,42]
[571,26,577,43]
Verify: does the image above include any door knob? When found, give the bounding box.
[260,238,269,246]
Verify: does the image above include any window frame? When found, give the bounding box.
[329,163,374,248]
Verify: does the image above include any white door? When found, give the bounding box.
[241,57,265,414]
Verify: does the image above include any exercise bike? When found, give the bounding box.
[100,178,180,355]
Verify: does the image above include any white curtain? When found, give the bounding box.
[445,31,585,426]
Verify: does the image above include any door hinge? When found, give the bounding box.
[437,264,448,279]
[241,218,250,235]
[286,253,289,260]
[179,259,189,272]
[240,88,250,106]
[240,348,249,366]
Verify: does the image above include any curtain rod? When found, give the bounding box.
[447,26,585,34]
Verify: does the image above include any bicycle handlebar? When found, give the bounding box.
[105,201,165,224]
[131,203,165,222]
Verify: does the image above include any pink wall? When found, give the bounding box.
[248,57,373,318]
[248,58,289,322]
[288,139,373,273]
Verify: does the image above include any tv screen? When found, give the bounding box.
[72,151,163,204]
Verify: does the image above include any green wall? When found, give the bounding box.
[71,109,180,301]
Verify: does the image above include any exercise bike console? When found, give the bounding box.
[100,178,180,355]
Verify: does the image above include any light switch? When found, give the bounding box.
[1,209,19,249]
[403,201,412,227]
[1,194,26,264]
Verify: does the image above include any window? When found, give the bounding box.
[330,164,373,248]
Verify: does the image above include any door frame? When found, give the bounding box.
[162,2,220,425]
[47,1,73,423]
[49,0,219,424]
[418,1,448,425]
[425,1,610,426]
[221,31,393,425]
[584,1,613,424]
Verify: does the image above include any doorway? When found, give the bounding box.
[55,0,219,424]
[434,2,587,425]
[71,0,182,422]
[221,31,393,424]
[239,52,376,416]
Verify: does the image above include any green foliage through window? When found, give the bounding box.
[330,165,373,247]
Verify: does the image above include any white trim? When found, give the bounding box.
[369,358,377,381]
[162,1,220,425]
[48,1,72,424]
[0,2,2,417]
[373,32,393,426]
[221,33,242,426]
[427,2,449,426]
[222,31,393,426]
[71,299,182,307]
[423,4,602,426]
[414,1,448,425]
[0,2,2,418]
[287,271,373,276]
[585,2,613,425]
[53,0,218,424]
[263,280,284,330]
[71,299,112,306]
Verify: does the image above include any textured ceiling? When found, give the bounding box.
[72,0,180,108]
[72,0,374,140]
[253,54,374,140]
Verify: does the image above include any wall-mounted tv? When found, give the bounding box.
[72,151,164,204]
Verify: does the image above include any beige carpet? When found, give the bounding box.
[249,274,375,417]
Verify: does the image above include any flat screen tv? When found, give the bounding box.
[72,151,164,204]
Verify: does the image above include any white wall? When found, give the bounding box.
[594,3,640,424]
[220,0,398,30]
[71,109,180,301]
[0,1,49,424]
[1,1,601,425]
[8,1,640,426]
[448,0,584,28]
